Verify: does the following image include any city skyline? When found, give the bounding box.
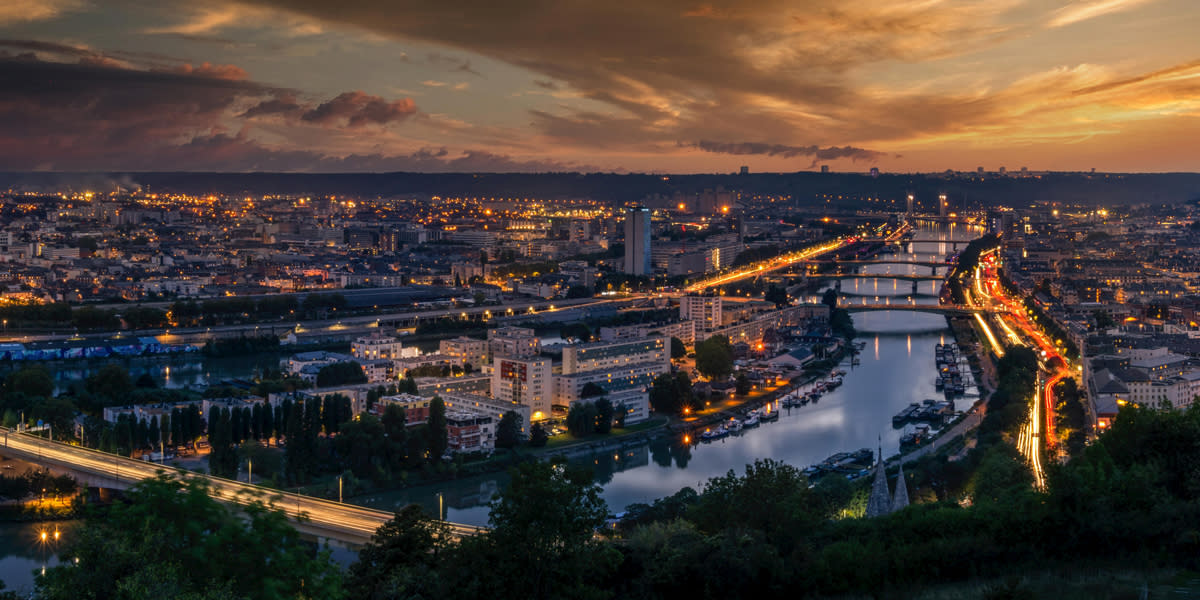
[3,0,1200,173]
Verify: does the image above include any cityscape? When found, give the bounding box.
[2,1,1200,599]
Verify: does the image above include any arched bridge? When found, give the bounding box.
[842,304,980,315]
[0,429,483,546]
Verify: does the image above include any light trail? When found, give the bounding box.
[0,428,483,543]
[974,312,1005,357]
[684,239,845,292]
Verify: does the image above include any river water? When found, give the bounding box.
[0,222,985,580]
[357,222,986,527]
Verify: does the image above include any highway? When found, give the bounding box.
[976,251,1072,487]
[0,428,483,545]
[0,296,621,345]
[684,239,846,292]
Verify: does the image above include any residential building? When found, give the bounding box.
[439,336,489,368]
[488,326,540,359]
[492,356,552,420]
[680,295,722,332]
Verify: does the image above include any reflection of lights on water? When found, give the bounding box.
[874,336,880,361]
[907,335,911,356]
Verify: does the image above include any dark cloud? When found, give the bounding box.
[686,140,886,166]
[301,91,417,127]
[238,0,1020,153]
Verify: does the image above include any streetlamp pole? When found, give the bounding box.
[248,459,252,484]
[338,475,342,503]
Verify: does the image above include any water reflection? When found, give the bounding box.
[371,309,972,527]
[0,521,74,594]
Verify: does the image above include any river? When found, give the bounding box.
[0,221,985,581]
[357,222,987,527]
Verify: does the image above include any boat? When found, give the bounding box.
[934,377,944,389]
[851,356,861,365]
[727,418,743,432]
[700,425,729,441]
[893,402,921,426]
[761,409,780,422]
[743,414,760,428]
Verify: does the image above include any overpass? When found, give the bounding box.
[0,428,483,546]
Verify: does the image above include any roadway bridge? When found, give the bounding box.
[904,237,973,246]
[0,429,483,546]
[0,297,625,346]
[809,273,945,281]
[843,304,980,315]
[802,258,949,267]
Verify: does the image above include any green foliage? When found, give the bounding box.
[594,397,614,434]
[670,336,687,359]
[451,461,619,600]
[649,372,696,415]
[695,334,734,381]
[36,474,344,600]
[315,362,367,387]
[427,396,448,460]
[566,401,598,438]
[764,284,789,308]
[529,423,549,447]
[735,373,751,396]
[203,335,280,357]
[496,410,523,449]
[560,322,592,342]
[580,382,606,398]
[5,365,54,399]
[346,504,449,599]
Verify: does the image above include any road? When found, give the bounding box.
[0,428,482,544]
[0,296,620,345]
[976,251,1072,488]
[684,239,847,292]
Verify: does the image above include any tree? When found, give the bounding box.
[695,335,734,381]
[315,362,367,387]
[347,504,449,599]
[29,396,76,441]
[566,402,598,438]
[560,322,591,342]
[470,461,620,600]
[735,373,751,396]
[86,364,134,405]
[670,336,687,359]
[428,396,448,460]
[4,366,54,399]
[529,424,549,447]
[821,287,839,311]
[765,284,789,308]
[496,410,523,450]
[1093,309,1115,329]
[594,397,614,434]
[580,382,606,399]
[134,373,158,388]
[36,474,344,600]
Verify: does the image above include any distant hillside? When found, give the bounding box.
[2,170,1199,207]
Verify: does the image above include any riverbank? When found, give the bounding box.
[893,314,993,466]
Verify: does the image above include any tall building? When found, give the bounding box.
[906,193,914,215]
[938,194,948,217]
[680,295,722,332]
[820,165,830,173]
[492,356,552,421]
[487,326,540,360]
[623,206,651,275]
[561,337,669,375]
[739,165,749,175]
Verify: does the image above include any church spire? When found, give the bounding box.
[891,462,910,513]
[866,440,891,518]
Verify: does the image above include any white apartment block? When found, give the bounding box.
[492,356,552,421]
[439,336,490,368]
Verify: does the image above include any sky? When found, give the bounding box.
[2,0,1199,173]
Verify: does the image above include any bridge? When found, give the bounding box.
[842,303,980,315]
[808,273,945,282]
[0,296,625,346]
[0,428,483,546]
[904,237,973,246]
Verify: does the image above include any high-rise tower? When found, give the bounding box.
[623,206,651,275]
